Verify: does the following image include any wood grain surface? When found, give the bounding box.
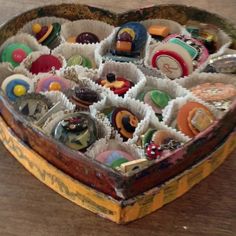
[0,1,235,235]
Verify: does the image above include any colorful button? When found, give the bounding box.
[76,32,99,44]
[108,107,139,140]
[35,75,70,93]
[30,54,62,74]
[177,101,215,137]
[151,43,193,79]
[67,87,99,109]
[98,73,133,96]
[164,34,209,66]
[1,43,32,68]
[1,74,33,101]
[32,23,61,48]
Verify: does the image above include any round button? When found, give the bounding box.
[13,84,27,96]
[76,32,99,44]
[49,81,62,91]
[32,23,42,34]
[151,43,193,79]
[12,48,27,63]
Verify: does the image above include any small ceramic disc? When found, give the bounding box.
[35,75,70,93]
[1,43,33,68]
[151,43,193,79]
[30,54,62,75]
[1,74,34,101]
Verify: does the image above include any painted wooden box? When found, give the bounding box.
[0,3,235,223]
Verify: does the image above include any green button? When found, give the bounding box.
[151,90,171,109]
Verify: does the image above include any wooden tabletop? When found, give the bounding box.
[0,1,236,236]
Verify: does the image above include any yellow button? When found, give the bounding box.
[13,85,27,96]
[49,81,62,91]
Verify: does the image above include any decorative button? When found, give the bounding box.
[30,54,62,75]
[12,48,27,63]
[13,84,27,96]
[76,32,99,44]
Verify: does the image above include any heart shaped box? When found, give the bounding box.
[0,3,236,223]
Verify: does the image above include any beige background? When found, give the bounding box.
[0,1,236,236]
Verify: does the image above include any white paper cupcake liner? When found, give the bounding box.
[89,95,153,144]
[42,91,76,111]
[177,72,236,89]
[61,19,114,45]
[162,94,223,136]
[88,60,147,98]
[0,33,49,63]
[52,42,98,69]
[20,51,67,77]
[125,75,189,101]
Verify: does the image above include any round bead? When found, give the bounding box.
[12,48,27,63]
[32,23,42,34]
[49,81,62,91]
[13,85,27,97]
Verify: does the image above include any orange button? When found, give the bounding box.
[116,41,132,52]
[148,25,170,37]
[177,101,213,138]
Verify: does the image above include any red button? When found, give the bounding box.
[12,49,27,63]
